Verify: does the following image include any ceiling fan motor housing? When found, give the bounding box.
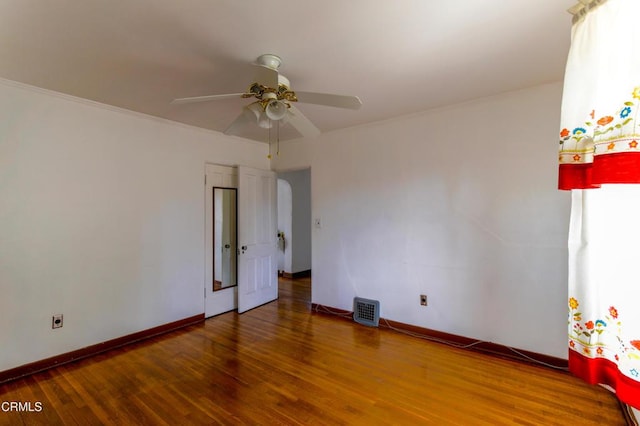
[256,53,282,70]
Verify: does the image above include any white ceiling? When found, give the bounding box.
[0,1,576,142]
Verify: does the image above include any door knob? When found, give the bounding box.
[241,245,248,253]
[224,244,231,249]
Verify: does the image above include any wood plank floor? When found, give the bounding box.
[0,277,625,425]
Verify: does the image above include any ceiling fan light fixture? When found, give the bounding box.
[247,102,263,120]
[265,100,288,121]
[257,115,272,129]
[245,102,272,128]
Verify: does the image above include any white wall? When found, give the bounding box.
[0,79,268,371]
[277,169,312,274]
[275,81,571,358]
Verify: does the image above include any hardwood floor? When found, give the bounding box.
[0,277,626,425]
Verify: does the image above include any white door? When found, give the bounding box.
[238,166,278,313]
[205,164,238,317]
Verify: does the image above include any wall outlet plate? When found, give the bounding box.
[52,314,63,329]
[420,295,427,306]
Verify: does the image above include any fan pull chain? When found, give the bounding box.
[266,119,280,159]
[267,119,272,159]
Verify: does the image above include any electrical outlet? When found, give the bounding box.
[314,218,322,229]
[420,295,427,306]
[52,314,63,329]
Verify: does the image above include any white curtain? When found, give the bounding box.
[560,0,640,408]
[568,186,640,407]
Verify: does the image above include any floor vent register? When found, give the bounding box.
[353,297,380,327]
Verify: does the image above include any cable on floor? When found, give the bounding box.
[312,304,569,372]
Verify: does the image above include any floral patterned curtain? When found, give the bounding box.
[560,0,640,408]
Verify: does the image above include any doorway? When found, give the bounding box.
[276,168,311,279]
[277,179,292,275]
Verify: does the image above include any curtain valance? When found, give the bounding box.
[558,0,640,190]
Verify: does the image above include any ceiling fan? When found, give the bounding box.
[171,54,362,139]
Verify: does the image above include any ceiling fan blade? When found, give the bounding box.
[253,64,279,88]
[171,93,245,104]
[295,91,362,110]
[287,104,321,138]
[223,109,254,135]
